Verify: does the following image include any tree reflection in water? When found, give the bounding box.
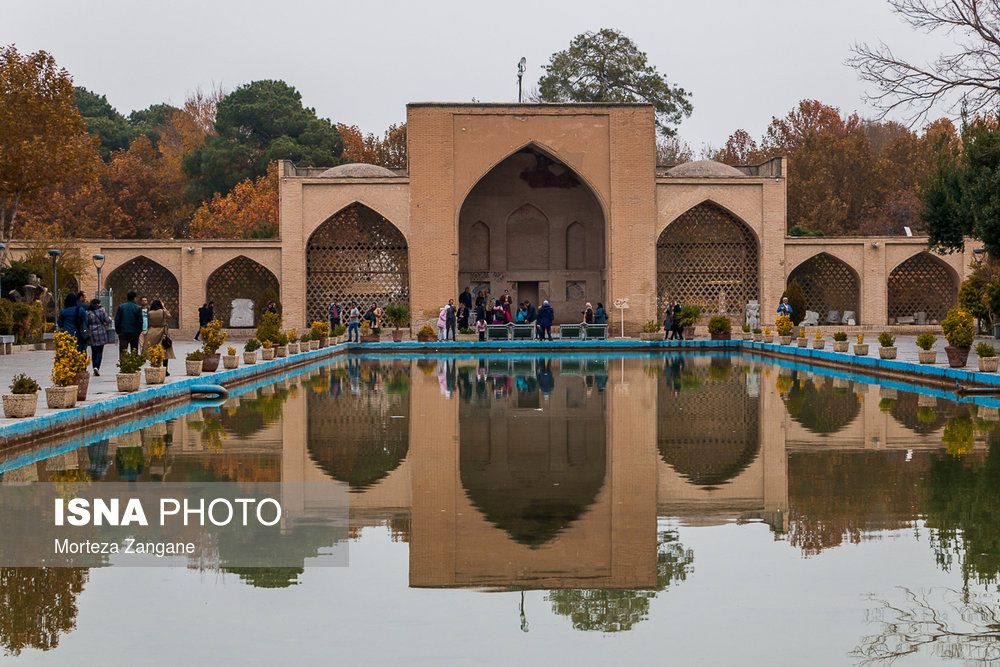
[547,529,694,632]
[782,373,859,434]
[0,568,89,656]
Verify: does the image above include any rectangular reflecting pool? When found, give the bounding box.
[3,352,1000,664]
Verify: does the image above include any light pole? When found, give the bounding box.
[48,249,61,327]
[0,243,6,303]
[517,57,526,103]
[92,254,105,298]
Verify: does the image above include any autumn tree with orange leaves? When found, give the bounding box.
[187,162,278,239]
[337,123,407,169]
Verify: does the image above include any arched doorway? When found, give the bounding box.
[306,203,409,325]
[205,256,279,328]
[105,256,179,327]
[656,201,759,320]
[458,145,605,323]
[787,253,861,324]
[888,252,958,324]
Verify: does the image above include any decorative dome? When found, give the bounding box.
[664,160,745,178]
[319,163,396,178]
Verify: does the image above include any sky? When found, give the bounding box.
[1,0,961,151]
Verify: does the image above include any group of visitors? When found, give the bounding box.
[662,301,685,340]
[328,298,383,343]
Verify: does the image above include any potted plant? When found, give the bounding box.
[878,332,897,359]
[640,320,662,341]
[332,324,346,345]
[256,311,281,344]
[200,319,227,371]
[383,304,410,342]
[776,315,793,344]
[977,342,998,372]
[796,327,808,348]
[311,321,330,347]
[916,332,937,364]
[677,305,701,339]
[417,324,436,342]
[4,373,40,418]
[145,344,167,384]
[261,340,276,360]
[185,350,204,376]
[812,331,825,350]
[854,333,868,356]
[299,331,311,351]
[707,316,731,341]
[457,327,478,342]
[243,338,260,364]
[832,331,849,353]
[116,350,145,392]
[48,331,88,408]
[286,329,299,355]
[360,321,380,343]
[741,323,752,341]
[274,331,289,357]
[752,327,762,342]
[762,326,774,344]
[942,308,975,367]
[223,345,239,369]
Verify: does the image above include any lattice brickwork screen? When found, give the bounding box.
[656,202,759,318]
[106,257,179,328]
[206,256,279,328]
[787,253,860,323]
[887,253,957,323]
[306,204,409,324]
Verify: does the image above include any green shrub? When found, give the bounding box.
[117,351,145,374]
[642,320,661,333]
[274,332,289,346]
[9,373,39,394]
[833,331,848,342]
[677,305,701,327]
[741,323,751,332]
[753,328,762,334]
[418,324,435,337]
[383,304,410,329]
[244,338,261,352]
[942,308,975,347]
[916,332,936,350]
[976,342,996,358]
[255,311,282,344]
[781,279,807,326]
[186,350,204,361]
[708,316,731,334]
[878,332,895,348]
[333,324,347,337]
[459,327,475,335]
[299,331,311,343]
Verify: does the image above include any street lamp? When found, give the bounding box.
[973,248,986,265]
[517,57,526,103]
[92,254,105,297]
[0,243,6,303]
[48,249,61,327]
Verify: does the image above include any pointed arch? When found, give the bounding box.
[656,201,760,319]
[566,221,586,269]
[105,256,179,327]
[306,202,409,325]
[506,203,549,270]
[787,252,861,324]
[887,251,958,323]
[459,220,490,272]
[205,256,279,328]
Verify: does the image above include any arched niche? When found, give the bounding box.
[566,221,586,270]
[105,256,179,327]
[205,256,279,328]
[787,253,861,324]
[887,252,958,323]
[459,220,490,272]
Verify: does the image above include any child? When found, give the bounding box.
[476,318,487,342]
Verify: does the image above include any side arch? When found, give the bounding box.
[566,221,586,270]
[105,256,179,327]
[656,201,759,319]
[787,252,861,324]
[887,252,959,323]
[205,256,279,328]
[306,202,409,325]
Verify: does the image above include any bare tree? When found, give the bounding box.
[848,0,1000,124]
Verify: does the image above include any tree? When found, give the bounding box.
[183,80,343,200]
[74,87,137,160]
[781,279,807,326]
[337,122,407,169]
[188,161,279,238]
[0,46,97,243]
[655,136,694,164]
[849,0,1000,123]
[537,28,692,136]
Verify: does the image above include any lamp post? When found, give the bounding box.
[48,249,61,327]
[92,254,105,297]
[517,57,526,103]
[0,243,6,303]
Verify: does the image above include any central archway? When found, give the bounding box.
[458,145,606,323]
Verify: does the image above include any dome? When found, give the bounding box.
[664,160,746,178]
[319,163,397,178]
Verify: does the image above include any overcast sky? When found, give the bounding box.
[3,0,959,151]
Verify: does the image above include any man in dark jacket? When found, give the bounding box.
[525,301,536,323]
[536,301,554,340]
[195,303,210,340]
[114,291,144,358]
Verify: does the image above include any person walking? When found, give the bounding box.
[437,305,449,341]
[446,299,457,340]
[195,303,210,340]
[347,303,360,342]
[328,299,341,331]
[457,303,470,330]
[86,298,112,375]
[662,306,673,342]
[139,296,149,351]
[537,300,554,340]
[114,291,143,358]
[57,293,88,352]
[595,302,608,325]
[671,302,683,340]
[145,299,175,376]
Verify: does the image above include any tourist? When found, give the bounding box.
[264,300,278,315]
[492,300,507,325]
[595,302,607,325]
[515,303,527,323]
[663,306,673,341]
[139,296,149,350]
[145,299,175,376]
[582,302,594,324]
[114,291,143,358]
[459,287,472,309]
[525,300,536,323]
[57,292,88,352]
[777,297,793,318]
[328,299,341,330]
[670,302,683,340]
[437,304,449,341]
[475,290,485,309]
[347,303,360,342]
[195,302,210,340]
[446,299,457,340]
[501,289,512,311]
[537,300,554,340]
[86,299,111,376]
[476,316,487,341]
[457,302,469,330]
[373,304,383,328]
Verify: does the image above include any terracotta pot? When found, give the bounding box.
[813,340,825,349]
[854,344,869,356]
[710,332,731,341]
[243,351,257,365]
[75,372,90,401]
[45,385,78,409]
[186,360,203,376]
[833,341,849,353]
[918,349,937,364]
[275,345,288,358]
[3,393,38,418]
[879,346,898,359]
[779,335,792,345]
[116,373,141,393]
[945,345,970,368]
[144,366,166,384]
[202,353,221,372]
[978,356,999,372]
[392,329,404,342]
[262,348,276,360]
[417,334,434,342]
[319,336,329,348]
[223,354,239,369]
